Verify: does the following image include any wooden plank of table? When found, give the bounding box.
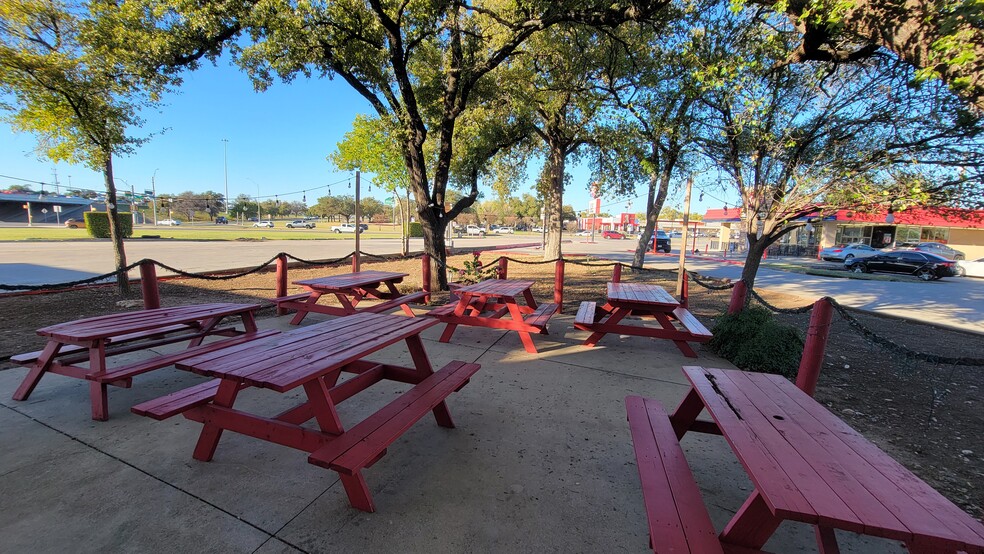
[39,303,258,342]
[745,371,984,551]
[608,282,678,307]
[294,271,408,290]
[682,366,822,524]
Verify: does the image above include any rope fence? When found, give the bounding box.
[2,250,981,367]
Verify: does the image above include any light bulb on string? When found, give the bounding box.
[699,191,704,202]
[275,194,280,206]
[302,191,306,203]
[723,203,728,215]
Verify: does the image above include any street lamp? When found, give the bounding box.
[113,177,136,225]
[151,168,159,225]
[222,138,230,216]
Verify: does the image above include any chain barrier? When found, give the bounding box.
[828,298,984,367]
[747,286,816,314]
[284,252,354,266]
[151,255,281,281]
[686,271,736,291]
[0,260,143,292]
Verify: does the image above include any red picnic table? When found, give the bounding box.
[273,270,425,325]
[426,279,557,353]
[573,282,711,357]
[10,303,270,421]
[664,366,984,553]
[131,312,480,513]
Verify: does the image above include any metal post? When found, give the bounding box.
[676,175,693,296]
[680,271,689,308]
[151,169,158,226]
[222,138,230,216]
[795,297,834,397]
[553,258,565,313]
[275,253,288,315]
[498,258,508,279]
[422,253,431,304]
[354,170,361,272]
[139,260,160,309]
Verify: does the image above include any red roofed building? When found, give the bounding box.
[702,205,984,259]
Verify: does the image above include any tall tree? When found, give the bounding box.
[0,0,169,294]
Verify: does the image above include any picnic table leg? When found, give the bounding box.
[653,311,698,358]
[582,307,628,347]
[335,292,360,313]
[815,525,842,554]
[339,472,376,512]
[240,311,259,333]
[192,379,242,461]
[188,316,222,347]
[290,291,323,325]
[12,340,62,401]
[405,335,455,428]
[505,301,538,354]
[719,490,782,550]
[439,323,459,344]
[88,342,110,421]
[668,387,704,439]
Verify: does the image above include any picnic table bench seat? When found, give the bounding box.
[88,329,279,386]
[626,395,767,554]
[672,307,713,339]
[270,292,314,307]
[309,360,480,477]
[523,302,557,332]
[574,301,598,326]
[131,379,226,420]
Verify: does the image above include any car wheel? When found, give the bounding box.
[917,268,935,281]
[844,254,854,261]
[334,229,341,233]
[954,266,966,277]
[851,264,866,274]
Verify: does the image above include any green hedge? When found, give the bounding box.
[708,307,803,377]
[408,222,423,237]
[84,211,133,239]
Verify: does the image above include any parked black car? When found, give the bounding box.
[845,250,956,281]
[652,230,671,253]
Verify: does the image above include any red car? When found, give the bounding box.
[602,230,625,239]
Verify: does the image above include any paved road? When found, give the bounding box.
[2,235,982,334]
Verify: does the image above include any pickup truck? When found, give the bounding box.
[331,223,360,233]
[653,230,671,253]
[465,225,486,236]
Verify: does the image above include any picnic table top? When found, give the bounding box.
[293,270,409,289]
[455,279,535,297]
[607,282,679,308]
[176,312,438,392]
[37,303,262,342]
[683,365,984,551]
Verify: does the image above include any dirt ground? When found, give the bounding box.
[1,253,981,519]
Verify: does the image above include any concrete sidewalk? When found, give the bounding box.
[0,310,905,553]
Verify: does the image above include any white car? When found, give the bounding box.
[531,226,544,233]
[955,257,984,277]
[159,219,181,226]
[465,225,486,236]
[575,230,592,236]
[819,243,879,262]
[252,220,274,228]
[331,223,358,233]
[494,226,514,234]
[286,219,315,229]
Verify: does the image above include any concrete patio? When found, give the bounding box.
[0,309,907,553]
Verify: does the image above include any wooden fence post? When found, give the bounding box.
[679,271,689,309]
[727,280,747,315]
[139,260,160,310]
[554,258,565,313]
[422,254,432,304]
[795,297,834,397]
[612,263,622,283]
[275,253,288,315]
[498,257,508,280]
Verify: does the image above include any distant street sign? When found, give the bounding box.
[53,205,62,212]
[384,196,395,204]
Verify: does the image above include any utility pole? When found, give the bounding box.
[151,168,159,225]
[52,167,60,194]
[676,175,694,296]
[221,138,230,215]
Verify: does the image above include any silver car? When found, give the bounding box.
[902,242,966,260]
[819,243,879,262]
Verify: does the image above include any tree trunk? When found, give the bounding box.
[739,235,770,292]
[543,140,566,260]
[103,155,130,296]
[418,204,449,290]
[633,167,671,268]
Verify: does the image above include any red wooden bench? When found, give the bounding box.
[359,291,428,316]
[626,395,767,554]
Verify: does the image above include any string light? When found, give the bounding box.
[699,191,704,202]
[302,191,306,203]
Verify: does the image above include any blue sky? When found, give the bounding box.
[0,55,718,216]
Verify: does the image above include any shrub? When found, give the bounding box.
[708,306,803,377]
[83,212,133,239]
[408,222,423,237]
